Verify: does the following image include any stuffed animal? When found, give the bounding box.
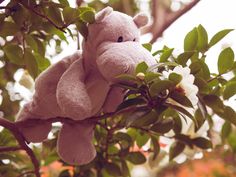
[16,6,156,165]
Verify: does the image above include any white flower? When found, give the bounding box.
[163,66,199,106]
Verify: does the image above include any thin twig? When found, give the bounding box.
[17,0,66,33]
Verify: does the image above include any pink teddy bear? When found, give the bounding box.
[16,7,155,165]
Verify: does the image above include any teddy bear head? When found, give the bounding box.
[82,7,155,82]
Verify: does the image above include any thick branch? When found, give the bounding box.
[144,0,200,43]
[17,0,66,33]
[0,104,147,176]
[0,118,40,177]
[0,6,11,9]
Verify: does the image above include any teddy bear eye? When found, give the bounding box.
[133,38,136,41]
[117,36,123,42]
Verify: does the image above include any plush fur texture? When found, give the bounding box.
[16,7,156,165]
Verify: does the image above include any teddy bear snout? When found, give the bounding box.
[96,42,155,82]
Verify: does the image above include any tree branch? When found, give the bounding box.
[0,146,21,152]
[17,0,66,33]
[0,6,11,9]
[0,118,40,177]
[0,104,147,176]
[0,0,5,5]
[17,170,35,177]
[143,0,200,43]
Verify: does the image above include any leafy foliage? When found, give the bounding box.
[0,1,236,177]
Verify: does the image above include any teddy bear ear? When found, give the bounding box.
[95,6,113,23]
[133,12,149,28]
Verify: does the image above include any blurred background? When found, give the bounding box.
[0,0,236,176]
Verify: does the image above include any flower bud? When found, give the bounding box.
[136,72,145,80]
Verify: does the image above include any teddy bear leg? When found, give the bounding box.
[57,122,96,165]
[16,103,52,143]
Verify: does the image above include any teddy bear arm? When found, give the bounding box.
[19,51,83,119]
[56,59,92,120]
[103,87,124,112]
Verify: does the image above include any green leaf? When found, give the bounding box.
[34,38,46,57]
[228,132,236,152]
[173,114,182,134]
[142,43,152,51]
[221,121,232,139]
[203,95,224,113]
[218,47,234,74]
[105,163,121,177]
[63,7,78,24]
[168,73,182,85]
[136,132,150,148]
[169,141,185,161]
[0,21,19,37]
[160,48,174,62]
[190,61,202,74]
[192,137,212,149]
[76,21,88,39]
[184,27,198,51]
[47,6,63,26]
[194,77,210,94]
[116,74,137,82]
[175,134,193,147]
[25,35,38,53]
[170,91,193,108]
[3,45,24,65]
[194,109,205,132]
[197,24,208,52]
[144,72,161,83]
[135,61,148,74]
[223,81,236,99]
[151,136,160,160]
[80,10,95,24]
[121,160,131,177]
[152,50,163,56]
[150,119,174,134]
[114,132,132,146]
[59,0,69,6]
[191,60,210,80]
[117,98,146,111]
[126,152,146,164]
[218,106,236,126]
[24,50,39,79]
[130,109,159,127]
[78,6,95,14]
[176,51,195,66]
[59,170,71,177]
[148,62,178,72]
[149,80,174,97]
[34,53,50,72]
[166,103,194,122]
[209,29,234,47]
